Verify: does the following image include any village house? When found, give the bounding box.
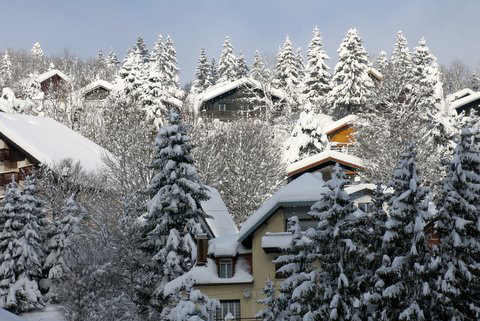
[189,77,287,121]
[0,112,111,194]
[80,79,114,101]
[447,88,480,115]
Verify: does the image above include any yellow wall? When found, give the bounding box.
[197,208,285,319]
[328,126,355,144]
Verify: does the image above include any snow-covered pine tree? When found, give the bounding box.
[391,31,412,90]
[0,176,46,313]
[135,35,150,64]
[375,51,388,74]
[373,145,439,320]
[303,26,331,111]
[274,216,315,319]
[117,44,147,102]
[139,109,209,314]
[44,194,84,300]
[256,279,281,321]
[0,50,13,87]
[283,107,331,164]
[217,36,238,83]
[192,47,211,93]
[164,36,181,97]
[294,47,305,82]
[274,36,300,92]
[165,278,219,321]
[304,164,371,320]
[328,28,374,118]
[141,50,168,127]
[209,58,219,85]
[434,118,480,319]
[31,42,44,61]
[250,50,269,83]
[236,52,249,78]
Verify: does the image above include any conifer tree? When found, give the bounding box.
[135,35,150,64]
[0,50,13,86]
[256,279,280,321]
[373,145,439,320]
[391,31,412,89]
[192,48,211,93]
[107,49,120,68]
[303,26,331,111]
[117,45,146,102]
[274,36,300,92]
[236,52,249,78]
[218,36,238,83]
[164,36,180,95]
[209,58,218,85]
[435,118,480,319]
[284,108,330,163]
[141,56,168,127]
[31,42,44,61]
[295,47,305,81]
[328,28,374,118]
[139,109,209,314]
[375,51,388,74]
[0,177,46,313]
[250,50,269,83]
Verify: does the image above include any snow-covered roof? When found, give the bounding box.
[450,91,480,110]
[192,77,286,113]
[238,172,328,243]
[446,88,475,104]
[202,186,238,238]
[262,232,293,250]
[81,79,113,96]
[323,115,358,135]
[36,69,70,84]
[0,113,112,173]
[0,308,27,321]
[163,258,253,296]
[163,96,183,109]
[368,67,384,81]
[344,183,376,195]
[208,233,251,257]
[286,150,365,177]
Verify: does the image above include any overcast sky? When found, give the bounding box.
[1,0,478,84]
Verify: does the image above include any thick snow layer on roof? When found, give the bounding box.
[208,234,250,256]
[21,305,65,321]
[1,309,28,321]
[202,186,238,238]
[163,258,253,296]
[446,88,474,103]
[450,91,480,110]
[238,173,328,242]
[262,232,293,250]
[164,96,183,108]
[0,113,111,173]
[344,183,376,195]
[286,150,365,176]
[82,79,113,95]
[36,69,70,84]
[323,115,358,135]
[191,77,286,113]
[367,67,384,81]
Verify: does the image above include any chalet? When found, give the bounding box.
[164,173,375,320]
[447,88,480,115]
[36,69,71,95]
[367,67,384,83]
[81,80,113,101]
[189,77,286,121]
[0,113,111,193]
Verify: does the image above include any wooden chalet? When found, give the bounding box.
[447,88,480,115]
[36,69,71,95]
[0,113,111,194]
[192,77,286,121]
[81,80,113,101]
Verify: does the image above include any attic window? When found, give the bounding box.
[358,202,372,213]
[219,258,233,278]
[218,103,226,112]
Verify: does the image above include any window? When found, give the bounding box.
[218,103,226,111]
[215,300,240,320]
[219,258,233,278]
[358,202,372,213]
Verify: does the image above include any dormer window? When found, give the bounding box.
[219,258,233,278]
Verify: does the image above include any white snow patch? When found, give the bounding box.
[202,186,238,237]
[21,305,65,321]
[0,308,28,321]
[208,234,250,256]
[81,79,113,96]
[322,115,358,135]
[36,70,70,84]
[261,232,293,249]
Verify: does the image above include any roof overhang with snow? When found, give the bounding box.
[368,67,384,82]
[447,88,475,104]
[36,69,70,84]
[200,186,238,239]
[286,150,365,178]
[323,115,358,135]
[450,91,480,113]
[0,113,112,173]
[82,79,113,96]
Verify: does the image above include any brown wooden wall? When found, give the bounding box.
[328,126,355,144]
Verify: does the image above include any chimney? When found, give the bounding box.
[196,233,208,266]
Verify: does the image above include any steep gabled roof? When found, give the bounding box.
[36,69,70,84]
[368,67,384,81]
[0,113,112,173]
[201,186,238,238]
[323,114,358,135]
[446,88,475,104]
[450,91,480,110]
[238,172,328,243]
[286,150,365,177]
[82,79,114,96]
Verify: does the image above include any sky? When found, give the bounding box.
[0,0,478,85]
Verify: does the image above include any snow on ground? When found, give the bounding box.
[1,308,28,321]
[20,305,65,321]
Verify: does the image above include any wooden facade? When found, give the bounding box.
[0,136,37,193]
[40,74,69,96]
[84,86,111,101]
